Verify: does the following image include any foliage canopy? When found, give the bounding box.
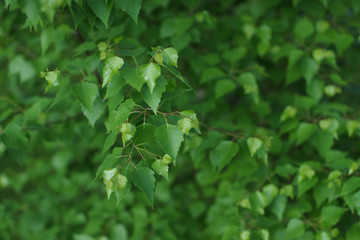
[1,0,360,239]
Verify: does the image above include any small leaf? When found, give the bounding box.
[123,67,145,91]
[97,42,107,52]
[102,131,118,154]
[280,106,297,122]
[2,123,29,150]
[120,123,136,146]
[296,123,317,145]
[215,79,236,99]
[288,49,304,68]
[88,0,112,27]
[41,70,60,92]
[132,167,155,205]
[103,168,117,182]
[108,56,124,71]
[270,194,287,221]
[162,47,178,67]
[315,231,332,240]
[161,154,173,164]
[177,118,192,135]
[301,57,319,86]
[116,0,142,24]
[249,191,267,215]
[110,99,135,130]
[72,82,98,112]
[340,177,360,196]
[151,160,169,180]
[247,137,263,157]
[321,206,346,227]
[286,219,305,239]
[262,184,279,205]
[81,99,104,127]
[294,17,314,40]
[96,147,122,179]
[346,120,359,137]
[133,123,156,145]
[155,124,184,160]
[210,141,239,171]
[102,56,124,87]
[142,76,167,113]
[139,63,161,93]
[349,162,358,175]
[104,74,126,100]
[238,72,259,104]
[324,85,341,97]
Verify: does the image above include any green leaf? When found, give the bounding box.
[249,191,267,215]
[102,56,124,87]
[70,3,86,28]
[263,184,279,205]
[340,177,360,196]
[151,160,169,180]
[21,1,40,27]
[163,64,193,91]
[72,82,98,112]
[110,99,135,130]
[238,72,259,104]
[155,124,184,160]
[334,33,354,54]
[139,63,161,93]
[324,85,341,97]
[315,231,332,240]
[296,123,317,145]
[41,70,60,92]
[102,131,118,154]
[346,120,360,137]
[200,67,225,83]
[346,222,360,240]
[47,80,71,109]
[222,47,247,63]
[177,118,192,136]
[247,137,263,157]
[177,110,200,135]
[286,219,305,239]
[9,56,36,83]
[142,76,167,113]
[344,190,360,212]
[104,74,126,100]
[320,206,346,227]
[120,123,136,146]
[301,57,319,86]
[288,49,304,68]
[132,167,155,205]
[103,169,128,199]
[222,226,239,240]
[162,47,178,67]
[74,42,97,56]
[116,0,142,24]
[280,106,297,122]
[133,123,156,145]
[215,79,236,99]
[210,141,239,171]
[270,194,287,221]
[88,0,112,27]
[123,67,144,91]
[81,99,104,127]
[294,17,314,40]
[96,147,122,179]
[108,56,124,71]
[2,123,29,150]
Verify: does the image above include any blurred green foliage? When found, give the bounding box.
[1,0,360,239]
